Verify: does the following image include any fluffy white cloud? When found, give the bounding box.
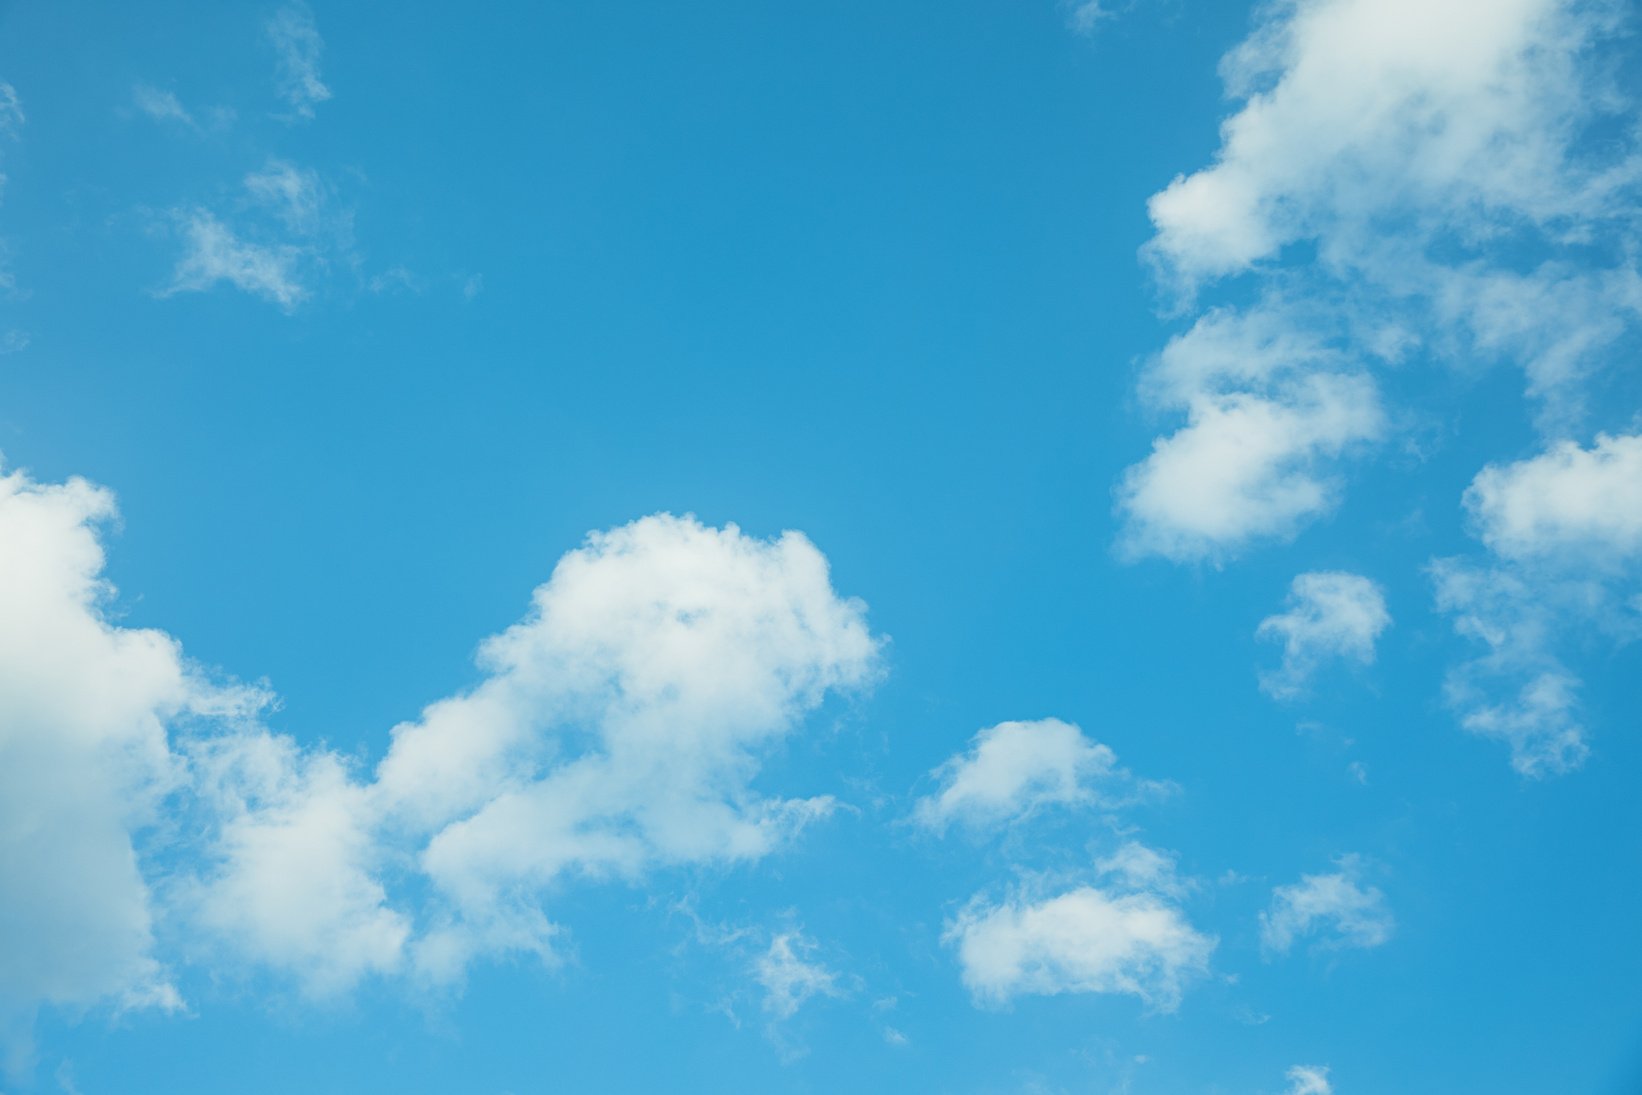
[1260,855,1394,956]
[0,460,882,1033]
[1118,372,1383,561]
[1286,1064,1334,1095]
[266,4,331,120]
[912,718,1141,832]
[755,931,842,1020]
[1257,571,1391,699]
[1466,433,1642,561]
[0,467,260,1063]
[1119,0,1642,558]
[946,862,1214,1010]
[1145,0,1630,285]
[189,514,883,991]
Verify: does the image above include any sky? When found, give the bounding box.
[0,1,1640,1092]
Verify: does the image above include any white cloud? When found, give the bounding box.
[0,83,23,135]
[243,160,325,234]
[946,866,1214,1010]
[1428,432,1642,776]
[1431,558,1594,776]
[189,514,883,991]
[1466,433,1642,561]
[131,84,194,128]
[266,4,331,120]
[1117,300,1386,562]
[755,931,842,1020]
[1260,855,1394,956]
[1145,0,1632,286]
[1119,0,1642,558]
[1286,1064,1334,1095]
[162,162,350,311]
[912,718,1141,833]
[0,467,260,1065]
[1257,571,1390,699]
[0,458,883,1028]
[163,210,305,310]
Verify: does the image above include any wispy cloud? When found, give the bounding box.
[0,82,22,136]
[160,159,355,311]
[755,931,843,1021]
[163,209,306,310]
[1261,855,1393,957]
[131,83,194,128]
[266,3,332,120]
[1430,432,1642,775]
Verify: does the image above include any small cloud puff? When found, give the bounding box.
[944,855,1214,1011]
[1257,571,1391,699]
[1286,1064,1333,1095]
[1261,854,1394,957]
[912,718,1151,833]
[1465,433,1642,564]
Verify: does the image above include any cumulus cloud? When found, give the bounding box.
[912,719,1148,832]
[266,4,331,120]
[1286,1064,1334,1095]
[945,859,1214,1010]
[189,514,883,991]
[1257,571,1390,699]
[0,460,882,1037]
[1465,433,1642,562]
[1145,0,1633,286]
[1260,855,1394,956]
[755,931,842,1020]
[1118,0,1642,558]
[0,466,262,1067]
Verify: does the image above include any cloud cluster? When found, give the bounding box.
[1433,433,1642,775]
[1260,855,1394,956]
[190,514,882,990]
[0,463,883,1053]
[1257,571,1391,699]
[164,160,350,311]
[918,721,1213,1009]
[1119,0,1642,560]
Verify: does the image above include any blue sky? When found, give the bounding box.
[1,1,1640,1092]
